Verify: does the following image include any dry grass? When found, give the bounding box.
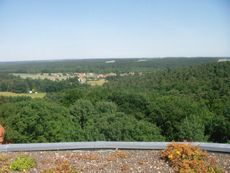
[87,79,107,86]
[106,150,129,161]
[0,92,46,98]
[0,154,10,173]
[41,160,79,173]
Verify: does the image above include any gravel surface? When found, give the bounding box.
[0,150,229,173]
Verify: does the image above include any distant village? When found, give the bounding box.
[76,72,116,84]
[12,71,138,84]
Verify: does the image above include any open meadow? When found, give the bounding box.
[0,92,46,98]
[87,79,107,86]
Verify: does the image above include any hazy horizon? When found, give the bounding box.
[0,0,230,61]
[1,56,230,63]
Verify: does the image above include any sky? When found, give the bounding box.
[0,0,229,61]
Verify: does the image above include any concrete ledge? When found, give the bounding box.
[0,142,229,153]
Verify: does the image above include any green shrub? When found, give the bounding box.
[10,155,36,171]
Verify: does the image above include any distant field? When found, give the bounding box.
[12,73,72,81]
[0,92,46,98]
[87,79,107,86]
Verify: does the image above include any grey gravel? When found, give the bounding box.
[0,150,229,173]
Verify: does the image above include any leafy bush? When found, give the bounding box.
[161,143,223,173]
[2,100,75,143]
[10,155,36,171]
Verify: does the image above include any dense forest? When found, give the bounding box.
[0,59,229,143]
[0,57,218,73]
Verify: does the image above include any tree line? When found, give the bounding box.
[0,58,218,73]
[0,74,80,93]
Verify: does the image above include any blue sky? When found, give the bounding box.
[0,0,229,61]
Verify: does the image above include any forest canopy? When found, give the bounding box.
[0,59,229,143]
